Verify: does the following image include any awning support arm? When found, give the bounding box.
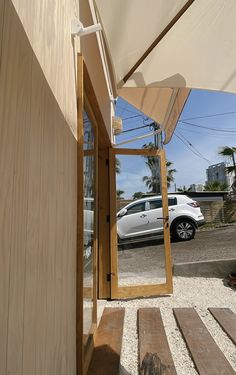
[120,0,195,85]
[71,19,102,37]
[113,128,162,147]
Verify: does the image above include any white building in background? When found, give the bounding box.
[206,162,234,188]
[190,184,204,192]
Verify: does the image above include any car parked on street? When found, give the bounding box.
[117,194,205,242]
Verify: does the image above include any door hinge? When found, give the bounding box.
[106,215,110,223]
[107,273,112,282]
[106,159,109,166]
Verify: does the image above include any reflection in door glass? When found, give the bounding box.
[116,154,167,286]
[83,112,95,348]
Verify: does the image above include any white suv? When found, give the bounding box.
[117,194,205,242]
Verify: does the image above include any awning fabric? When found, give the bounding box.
[118,87,190,144]
[92,0,236,143]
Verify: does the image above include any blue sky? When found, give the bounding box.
[115,90,236,197]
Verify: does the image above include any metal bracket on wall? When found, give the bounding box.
[71,19,102,37]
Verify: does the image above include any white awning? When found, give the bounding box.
[91,0,236,143]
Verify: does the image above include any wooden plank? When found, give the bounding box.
[0,0,5,61]
[0,2,16,373]
[112,148,162,156]
[98,147,111,299]
[22,55,45,375]
[160,149,173,293]
[23,47,78,375]
[84,65,111,148]
[109,148,119,299]
[115,284,172,300]
[0,2,79,375]
[209,308,236,345]
[77,53,84,375]
[174,308,235,375]
[87,308,125,375]
[138,308,177,375]
[0,2,33,374]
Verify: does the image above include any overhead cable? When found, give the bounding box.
[174,133,211,164]
[179,120,236,133]
[182,110,236,121]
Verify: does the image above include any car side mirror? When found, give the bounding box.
[118,208,127,217]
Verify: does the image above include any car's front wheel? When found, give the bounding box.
[172,219,196,241]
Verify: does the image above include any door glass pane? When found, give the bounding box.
[83,112,95,348]
[116,154,167,286]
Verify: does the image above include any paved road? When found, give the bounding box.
[172,224,236,263]
[117,225,236,285]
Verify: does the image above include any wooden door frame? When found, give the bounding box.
[76,54,101,375]
[82,98,98,375]
[76,53,84,375]
[109,147,173,299]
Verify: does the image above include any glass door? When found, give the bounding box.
[109,148,173,299]
[83,111,97,352]
[77,55,98,375]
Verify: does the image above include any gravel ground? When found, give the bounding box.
[106,277,236,375]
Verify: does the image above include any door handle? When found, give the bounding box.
[156,216,169,221]
[156,216,169,228]
[169,208,175,212]
[140,214,147,218]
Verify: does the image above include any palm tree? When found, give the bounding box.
[116,189,125,199]
[142,173,160,193]
[115,158,121,174]
[204,181,229,191]
[219,146,236,181]
[142,142,176,192]
[142,154,161,193]
[166,160,177,188]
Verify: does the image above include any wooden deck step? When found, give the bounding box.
[209,308,236,345]
[87,308,125,375]
[138,308,177,375]
[174,308,235,375]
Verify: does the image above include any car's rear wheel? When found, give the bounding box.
[172,219,195,241]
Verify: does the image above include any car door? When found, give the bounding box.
[146,198,164,234]
[167,197,178,222]
[117,201,149,238]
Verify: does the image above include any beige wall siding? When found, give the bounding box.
[0,1,77,374]
[10,0,79,137]
[0,0,5,55]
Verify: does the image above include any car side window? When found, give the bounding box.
[126,202,146,215]
[149,199,162,210]
[168,197,177,206]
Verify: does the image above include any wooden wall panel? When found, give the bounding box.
[0,3,15,373]
[2,2,33,374]
[0,0,5,60]
[22,64,43,375]
[11,0,79,137]
[0,1,77,375]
